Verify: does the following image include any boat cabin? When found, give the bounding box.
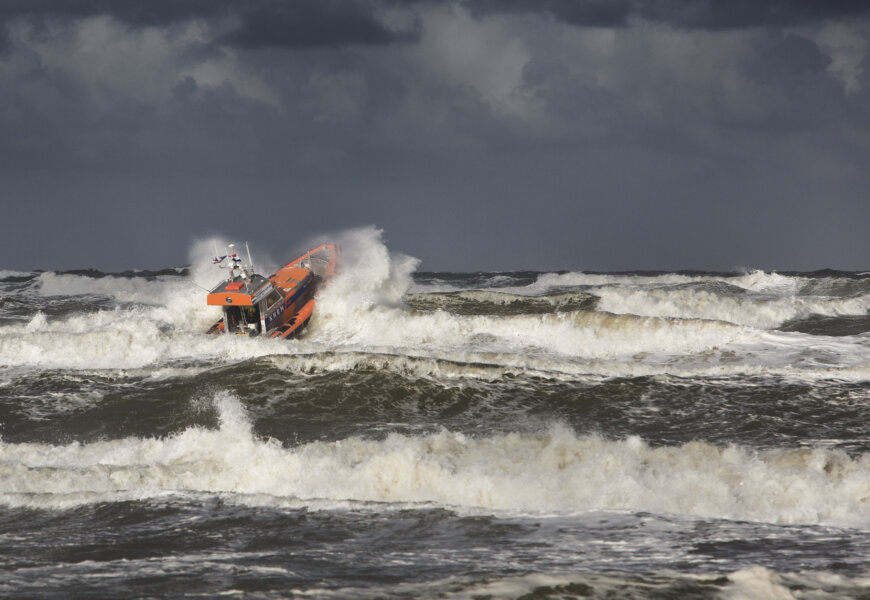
[207,273,268,335]
[206,241,335,338]
[206,268,316,336]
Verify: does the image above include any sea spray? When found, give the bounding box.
[315,226,419,313]
[13,239,870,598]
[7,233,870,382]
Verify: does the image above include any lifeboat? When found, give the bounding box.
[206,242,340,338]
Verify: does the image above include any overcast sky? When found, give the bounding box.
[2,0,869,272]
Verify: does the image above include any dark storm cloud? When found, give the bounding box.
[0,22,9,53]
[1,0,869,271]
[0,0,416,50]
[222,2,419,48]
[0,0,226,27]
[464,0,870,29]
[464,0,634,27]
[642,0,870,30]
[1,0,867,47]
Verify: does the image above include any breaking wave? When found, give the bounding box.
[4,391,870,529]
[1,229,870,382]
[532,269,809,295]
[406,290,597,315]
[594,285,870,329]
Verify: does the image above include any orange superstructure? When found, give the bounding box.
[206,242,340,339]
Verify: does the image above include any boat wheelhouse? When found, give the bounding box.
[206,242,339,338]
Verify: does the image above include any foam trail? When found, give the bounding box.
[4,392,870,528]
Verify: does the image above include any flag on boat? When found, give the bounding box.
[213,253,240,265]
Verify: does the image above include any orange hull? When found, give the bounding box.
[206,243,340,338]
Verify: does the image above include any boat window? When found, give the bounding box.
[242,305,262,335]
[224,306,242,333]
[266,291,283,307]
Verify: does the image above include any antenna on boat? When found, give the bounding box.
[211,241,256,284]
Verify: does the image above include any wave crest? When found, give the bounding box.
[4,392,870,528]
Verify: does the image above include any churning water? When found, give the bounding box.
[3,229,870,598]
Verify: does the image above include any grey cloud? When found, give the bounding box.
[463,0,870,29]
[1,0,868,53]
[0,0,418,50]
[220,1,420,48]
[464,0,634,27]
[1,1,869,271]
[0,0,228,27]
[641,0,870,30]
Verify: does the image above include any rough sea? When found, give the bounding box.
[4,230,870,599]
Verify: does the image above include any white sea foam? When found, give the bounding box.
[36,238,230,326]
[533,271,702,289]
[0,313,296,370]
[719,568,870,600]
[316,225,420,313]
[595,286,870,329]
[2,231,870,380]
[0,238,275,370]
[523,269,870,328]
[37,272,171,300]
[4,315,869,381]
[730,270,806,295]
[4,391,870,528]
[721,567,796,600]
[314,306,746,360]
[410,290,594,310]
[532,269,807,296]
[265,349,870,384]
[303,569,870,600]
[0,269,33,279]
[310,231,754,360]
